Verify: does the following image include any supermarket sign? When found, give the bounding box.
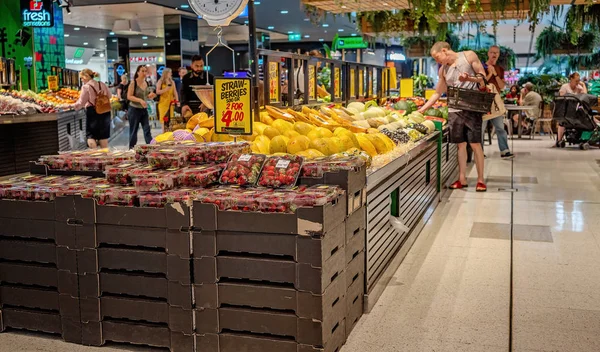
[214,77,252,136]
[130,56,159,63]
[21,0,54,27]
[333,36,368,50]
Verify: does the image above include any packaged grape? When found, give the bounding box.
[257,191,298,213]
[105,163,137,185]
[219,154,266,186]
[106,186,138,206]
[196,187,236,210]
[258,155,303,189]
[132,172,175,193]
[147,148,188,169]
[139,192,167,208]
[177,164,223,188]
[134,144,157,162]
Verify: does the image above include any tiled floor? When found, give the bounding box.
[342,138,600,352]
[1,138,600,352]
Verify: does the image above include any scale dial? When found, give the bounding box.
[188,0,249,26]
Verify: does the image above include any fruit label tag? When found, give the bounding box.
[118,163,132,168]
[96,185,110,189]
[318,185,330,189]
[238,154,252,162]
[90,152,104,157]
[159,149,175,153]
[275,160,291,169]
[67,176,83,181]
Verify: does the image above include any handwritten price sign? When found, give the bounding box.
[214,77,253,135]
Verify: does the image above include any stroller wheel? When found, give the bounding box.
[559,140,566,148]
[580,143,590,150]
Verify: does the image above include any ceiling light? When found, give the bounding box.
[244,20,249,24]
[255,1,260,4]
[64,34,70,37]
[142,36,148,39]
[175,7,178,10]
[100,53,105,57]
[73,27,80,31]
[280,10,288,14]
[112,39,117,42]
[267,26,274,30]
[180,4,189,8]
[143,43,148,46]
[99,38,105,41]
[83,42,88,45]
[287,31,293,34]
[109,32,115,35]
[351,33,358,36]
[319,38,324,42]
[304,18,309,21]
[322,24,329,27]
[304,35,310,38]
[338,29,344,32]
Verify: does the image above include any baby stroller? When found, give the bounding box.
[552,94,600,150]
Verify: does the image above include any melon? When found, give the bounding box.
[284,130,301,139]
[287,135,310,154]
[269,135,290,154]
[293,121,315,136]
[307,127,334,140]
[333,127,360,148]
[326,137,346,154]
[338,135,356,151]
[309,138,332,156]
[356,135,378,157]
[272,119,294,134]
[347,102,366,112]
[254,122,269,135]
[263,126,281,139]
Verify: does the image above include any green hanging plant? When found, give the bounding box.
[535,27,598,59]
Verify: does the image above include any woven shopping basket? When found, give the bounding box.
[447,85,496,113]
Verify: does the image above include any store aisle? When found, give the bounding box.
[108,121,163,150]
[342,138,600,352]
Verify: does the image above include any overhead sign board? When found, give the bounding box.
[21,0,54,27]
[288,33,301,42]
[334,36,368,50]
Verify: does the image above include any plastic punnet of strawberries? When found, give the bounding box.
[106,186,138,206]
[258,155,303,189]
[139,192,167,208]
[132,172,175,193]
[105,163,137,185]
[227,189,267,212]
[196,187,235,211]
[147,149,188,169]
[301,157,330,178]
[134,144,158,162]
[293,185,344,208]
[257,191,298,213]
[165,188,198,203]
[220,154,266,186]
[177,165,223,188]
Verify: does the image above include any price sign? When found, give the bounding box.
[308,65,316,100]
[47,75,58,91]
[268,61,279,103]
[334,67,341,99]
[358,69,364,97]
[350,69,356,97]
[214,77,253,135]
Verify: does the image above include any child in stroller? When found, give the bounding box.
[552,94,600,150]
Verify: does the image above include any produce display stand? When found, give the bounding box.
[0,110,86,177]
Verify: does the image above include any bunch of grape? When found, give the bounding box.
[381,128,411,144]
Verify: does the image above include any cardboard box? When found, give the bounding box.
[0,307,62,335]
[79,296,193,334]
[0,285,60,311]
[94,248,190,283]
[0,239,57,264]
[195,295,345,346]
[345,228,365,266]
[96,225,191,258]
[78,272,192,308]
[0,199,55,220]
[81,320,194,351]
[345,251,365,291]
[0,262,58,288]
[193,256,217,284]
[193,222,345,268]
[195,320,347,352]
[345,206,366,245]
[345,275,364,338]
[0,218,56,241]
[216,248,345,294]
[95,203,190,229]
[194,270,346,320]
[192,194,346,236]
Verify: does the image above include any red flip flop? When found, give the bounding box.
[476,182,487,192]
[449,181,468,190]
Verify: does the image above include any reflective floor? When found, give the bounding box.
[1,137,599,352]
[342,137,600,352]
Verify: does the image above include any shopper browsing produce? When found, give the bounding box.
[127,65,156,149]
[156,68,179,132]
[181,55,214,118]
[417,41,488,192]
[73,69,112,149]
[556,72,588,146]
[483,45,514,159]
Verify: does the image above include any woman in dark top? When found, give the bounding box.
[127,66,156,149]
[73,68,112,149]
[116,74,129,112]
[506,85,520,102]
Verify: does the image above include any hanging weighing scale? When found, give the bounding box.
[188,0,252,137]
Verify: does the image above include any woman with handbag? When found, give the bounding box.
[73,69,112,149]
[418,42,488,192]
[127,65,157,149]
